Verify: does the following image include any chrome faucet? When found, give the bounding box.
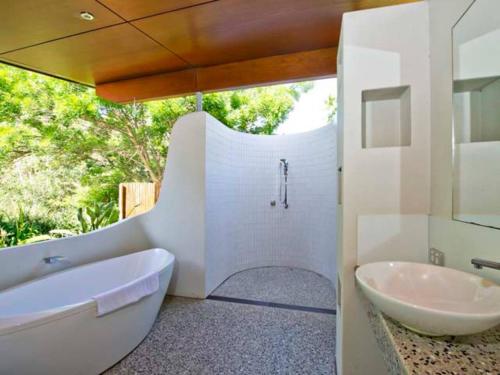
[43,255,66,264]
[471,258,500,271]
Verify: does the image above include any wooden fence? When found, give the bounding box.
[119,182,160,219]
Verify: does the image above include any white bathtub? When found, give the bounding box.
[0,248,174,375]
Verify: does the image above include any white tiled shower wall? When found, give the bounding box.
[205,116,337,294]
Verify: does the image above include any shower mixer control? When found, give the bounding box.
[279,159,289,209]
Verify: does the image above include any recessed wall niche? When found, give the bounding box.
[453,76,500,143]
[362,85,411,148]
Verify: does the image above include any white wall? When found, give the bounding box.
[336,4,500,374]
[0,113,207,297]
[430,217,500,284]
[453,142,500,216]
[429,0,500,284]
[357,215,428,265]
[0,112,337,301]
[141,113,207,298]
[205,116,337,295]
[0,216,151,291]
[337,3,430,374]
[453,81,500,144]
[452,78,500,224]
[362,87,411,148]
[476,79,500,141]
[453,0,500,81]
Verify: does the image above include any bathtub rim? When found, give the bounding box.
[0,248,174,336]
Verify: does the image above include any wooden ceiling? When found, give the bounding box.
[0,0,419,102]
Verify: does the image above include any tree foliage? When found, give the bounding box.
[77,202,119,233]
[0,208,59,248]
[325,94,337,123]
[0,63,311,245]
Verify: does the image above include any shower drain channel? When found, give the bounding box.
[206,295,336,315]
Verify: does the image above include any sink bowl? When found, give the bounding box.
[356,262,500,336]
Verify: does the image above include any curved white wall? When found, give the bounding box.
[0,112,337,299]
[141,113,207,298]
[205,116,337,294]
[0,113,206,297]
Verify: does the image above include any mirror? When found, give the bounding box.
[452,0,500,228]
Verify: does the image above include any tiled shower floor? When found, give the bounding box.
[211,267,336,310]
[105,267,336,375]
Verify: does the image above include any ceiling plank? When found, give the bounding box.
[197,47,337,92]
[0,0,124,54]
[0,0,421,91]
[96,69,197,103]
[351,0,420,11]
[97,0,214,21]
[132,0,339,67]
[2,24,189,85]
[96,48,337,103]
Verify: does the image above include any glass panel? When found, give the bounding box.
[452,0,500,228]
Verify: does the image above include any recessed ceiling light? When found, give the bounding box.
[80,11,95,21]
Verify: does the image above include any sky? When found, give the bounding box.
[277,78,337,135]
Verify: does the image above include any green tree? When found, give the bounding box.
[206,82,313,134]
[325,94,337,123]
[0,63,311,237]
[0,155,86,228]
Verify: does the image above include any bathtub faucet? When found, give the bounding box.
[43,255,66,264]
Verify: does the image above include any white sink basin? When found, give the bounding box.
[356,262,500,336]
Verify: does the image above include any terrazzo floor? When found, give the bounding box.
[211,267,336,309]
[104,267,337,375]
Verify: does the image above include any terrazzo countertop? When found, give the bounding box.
[364,300,500,374]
